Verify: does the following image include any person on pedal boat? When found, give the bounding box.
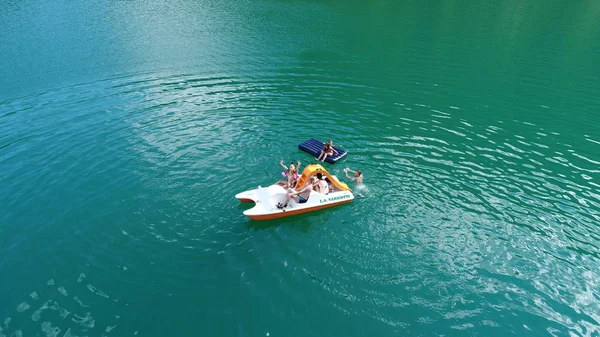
[315,173,329,194]
[277,176,318,208]
[279,159,301,188]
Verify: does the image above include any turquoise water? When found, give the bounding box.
[2,0,600,336]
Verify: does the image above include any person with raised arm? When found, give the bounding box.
[344,167,363,186]
[279,159,301,188]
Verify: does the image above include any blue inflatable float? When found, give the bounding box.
[298,138,347,164]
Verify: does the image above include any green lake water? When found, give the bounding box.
[1,0,600,336]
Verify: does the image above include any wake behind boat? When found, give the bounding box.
[235,164,354,220]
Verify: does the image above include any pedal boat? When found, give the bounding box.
[235,164,354,220]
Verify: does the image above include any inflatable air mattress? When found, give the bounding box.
[298,138,347,164]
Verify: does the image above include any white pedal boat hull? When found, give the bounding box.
[236,185,353,220]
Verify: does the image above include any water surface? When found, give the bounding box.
[1,0,600,336]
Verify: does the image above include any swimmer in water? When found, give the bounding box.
[344,167,363,185]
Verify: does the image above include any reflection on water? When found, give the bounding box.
[1,60,599,335]
[0,273,133,337]
[1,62,599,335]
[1,0,600,336]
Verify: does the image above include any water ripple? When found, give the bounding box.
[1,66,600,336]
